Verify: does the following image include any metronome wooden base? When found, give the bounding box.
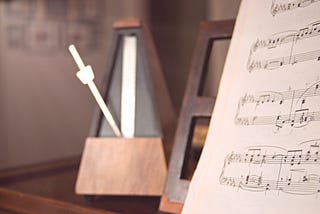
[75,137,167,196]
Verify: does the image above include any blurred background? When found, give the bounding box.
[0,0,240,170]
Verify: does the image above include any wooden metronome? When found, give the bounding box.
[70,17,176,196]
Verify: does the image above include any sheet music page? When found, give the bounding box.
[183,0,320,213]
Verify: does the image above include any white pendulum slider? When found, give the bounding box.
[68,44,122,137]
[121,36,137,138]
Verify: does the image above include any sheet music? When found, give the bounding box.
[183,0,320,213]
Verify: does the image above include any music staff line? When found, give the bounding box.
[271,0,320,16]
[248,20,320,72]
[227,151,320,166]
[236,80,320,132]
[220,174,320,195]
[248,48,320,71]
[252,20,320,53]
[220,142,320,195]
[240,84,320,107]
[235,109,317,126]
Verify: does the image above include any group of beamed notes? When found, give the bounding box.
[271,0,320,16]
[248,19,320,72]
[235,80,320,133]
[220,139,320,195]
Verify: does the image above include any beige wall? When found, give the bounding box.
[207,0,241,20]
[0,0,149,170]
[149,0,206,109]
[149,0,241,107]
[0,0,241,170]
[203,0,241,97]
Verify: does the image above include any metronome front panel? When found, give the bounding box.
[98,29,162,138]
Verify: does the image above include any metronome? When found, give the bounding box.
[69,17,176,196]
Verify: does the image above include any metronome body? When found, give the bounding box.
[98,28,162,138]
[75,18,176,196]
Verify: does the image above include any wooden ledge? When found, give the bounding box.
[159,195,183,214]
[0,188,114,214]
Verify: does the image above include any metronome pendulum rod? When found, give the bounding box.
[121,36,137,138]
[68,44,122,137]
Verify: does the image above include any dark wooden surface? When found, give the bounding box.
[160,19,235,213]
[0,187,112,214]
[0,157,161,214]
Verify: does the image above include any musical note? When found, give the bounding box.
[248,20,320,72]
[236,81,320,132]
[248,49,320,72]
[235,109,317,128]
[251,31,297,52]
[220,174,320,195]
[240,93,284,107]
[226,148,320,166]
[220,140,320,195]
[270,0,320,16]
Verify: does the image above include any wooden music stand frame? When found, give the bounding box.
[159,19,235,213]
